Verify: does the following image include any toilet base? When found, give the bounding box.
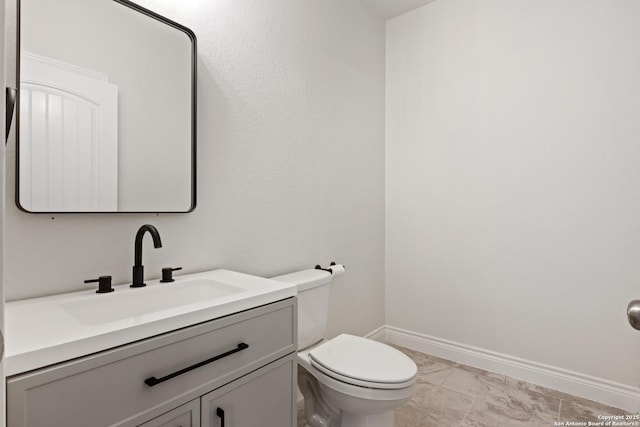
[341,410,394,427]
[298,408,395,427]
[298,364,405,427]
[298,366,341,427]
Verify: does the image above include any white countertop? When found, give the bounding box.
[5,269,296,376]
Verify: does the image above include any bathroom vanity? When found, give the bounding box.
[4,270,298,427]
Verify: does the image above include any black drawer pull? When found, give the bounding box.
[217,407,225,427]
[144,343,249,387]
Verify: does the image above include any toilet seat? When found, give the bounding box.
[308,334,417,390]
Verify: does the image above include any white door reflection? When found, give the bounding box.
[19,52,118,211]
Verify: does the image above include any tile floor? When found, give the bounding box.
[297,346,633,427]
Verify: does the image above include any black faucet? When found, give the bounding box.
[131,224,162,288]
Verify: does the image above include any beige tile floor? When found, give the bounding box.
[297,346,632,427]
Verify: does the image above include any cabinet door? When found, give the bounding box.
[202,356,296,427]
[138,399,200,427]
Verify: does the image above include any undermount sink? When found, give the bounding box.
[61,279,245,326]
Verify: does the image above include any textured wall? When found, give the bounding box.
[5,0,386,339]
[386,0,640,386]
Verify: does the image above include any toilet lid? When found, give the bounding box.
[309,334,417,387]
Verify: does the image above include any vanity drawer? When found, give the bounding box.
[7,298,296,427]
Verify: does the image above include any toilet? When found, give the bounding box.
[272,268,417,427]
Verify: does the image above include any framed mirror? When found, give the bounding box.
[16,0,196,213]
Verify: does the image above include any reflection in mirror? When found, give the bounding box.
[17,0,196,212]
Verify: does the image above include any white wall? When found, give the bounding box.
[4,0,386,340]
[386,0,640,387]
[364,0,436,20]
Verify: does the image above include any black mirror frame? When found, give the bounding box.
[13,0,197,213]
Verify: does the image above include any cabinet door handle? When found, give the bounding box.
[144,343,249,387]
[216,407,225,427]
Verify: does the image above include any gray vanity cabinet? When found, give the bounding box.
[201,357,295,427]
[138,400,200,427]
[139,358,296,427]
[7,298,297,427]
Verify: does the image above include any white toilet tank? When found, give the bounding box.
[271,269,332,350]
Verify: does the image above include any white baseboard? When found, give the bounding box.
[372,325,640,413]
[364,325,386,342]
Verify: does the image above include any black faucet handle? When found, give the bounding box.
[160,267,183,283]
[85,276,114,294]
